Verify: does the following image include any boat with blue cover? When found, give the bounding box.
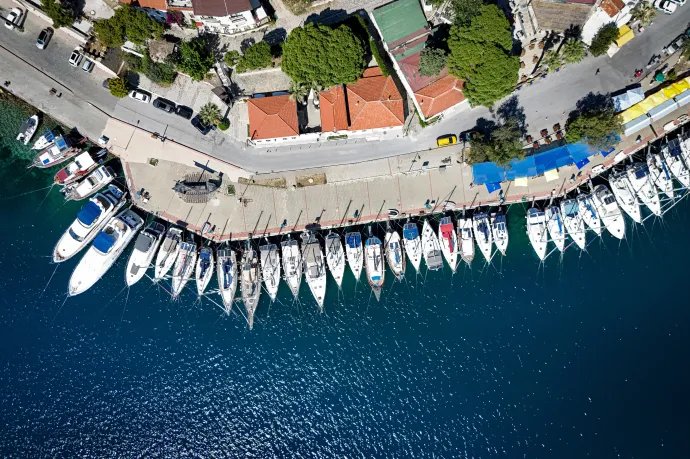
[32,129,56,150]
[402,222,422,272]
[560,198,586,250]
[384,228,405,281]
[195,246,214,296]
[472,212,493,263]
[31,135,80,169]
[365,232,385,301]
[216,246,237,312]
[345,232,364,280]
[647,152,675,199]
[661,138,690,189]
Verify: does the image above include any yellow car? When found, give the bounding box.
[436,134,457,147]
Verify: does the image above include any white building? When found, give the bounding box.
[189,0,269,35]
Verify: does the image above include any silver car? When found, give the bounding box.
[36,28,52,50]
[81,59,94,73]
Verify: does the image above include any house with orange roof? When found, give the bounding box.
[247,93,302,144]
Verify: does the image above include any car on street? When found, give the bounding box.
[664,35,686,54]
[670,0,686,5]
[5,8,22,30]
[36,28,52,49]
[436,134,458,147]
[129,90,151,103]
[153,98,176,113]
[191,115,211,135]
[81,59,95,73]
[654,0,677,13]
[68,50,83,67]
[175,105,193,120]
[102,79,110,89]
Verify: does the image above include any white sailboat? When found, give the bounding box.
[32,129,56,150]
[16,114,39,145]
[490,211,508,256]
[365,233,385,300]
[384,229,405,281]
[344,232,364,280]
[560,198,586,250]
[260,242,281,302]
[61,165,114,201]
[457,218,475,265]
[302,232,327,310]
[545,205,566,252]
[124,221,165,286]
[438,216,458,272]
[472,212,493,263]
[421,219,443,270]
[402,222,423,272]
[609,171,642,223]
[281,236,302,298]
[68,209,144,296]
[626,162,661,216]
[241,244,261,329]
[647,153,675,199]
[154,227,183,281]
[577,192,603,235]
[195,246,214,296]
[171,239,197,298]
[52,185,126,263]
[526,207,548,261]
[325,232,346,288]
[216,247,237,312]
[661,138,690,189]
[592,184,626,240]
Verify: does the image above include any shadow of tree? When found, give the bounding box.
[240,37,256,54]
[203,33,226,60]
[305,8,348,26]
[263,27,287,45]
[125,71,140,88]
[569,92,613,124]
[497,95,527,135]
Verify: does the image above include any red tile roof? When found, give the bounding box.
[565,0,596,4]
[247,95,299,140]
[320,85,348,132]
[601,0,625,17]
[192,0,252,17]
[414,75,465,119]
[121,0,168,10]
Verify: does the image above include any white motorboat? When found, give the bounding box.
[54,152,98,185]
[526,207,548,261]
[52,185,126,263]
[472,212,493,263]
[577,192,603,235]
[325,232,346,288]
[421,219,443,270]
[125,221,165,286]
[216,247,237,313]
[32,129,56,150]
[402,222,423,272]
[68,209,144,296]
[437,216,458,272]
[626,162,661,216]
[62,165,114,201]
[609,171,641,223]
[16,114,39,145]
[661,138,690,189]
[195,246,214,296]
[592,184,626,240]
[545,205,566,252]
[490,211,508,256]
[647,153,675,199]
[384,229,405,281]
[344,232,364,280]
[260,242,281,302]
[365,234,385,301]
[281,236,302,298]
[457,218,475,265]
[302,232,327,311]
[171,239,197,298]
[560,198,586,250]
[241,245,261,329]
[154,227,182,281]
[32,135,80,169]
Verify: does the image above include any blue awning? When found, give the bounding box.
[485,182,501,193]
[472,162,505,185]
[575,158,590,169]
[92,231,115,254]
[567,143,596,163]
[77,201,102,226]
[403,225,418,241]
[534,146,573,174]
[505,156,537,180]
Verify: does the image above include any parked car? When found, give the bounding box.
[81,59,95,73]
[665,35,686,54]
[654,0,677,13]
[68,50,83,67]
[191,115,211,135]
[102,79,110,89]
[670,0,686,5]
[175,105,193,120]
[5,8,22,30]
[153,98,176,113]
[436,134,458,147]
[129,90,151,103]
[36,28,52,49]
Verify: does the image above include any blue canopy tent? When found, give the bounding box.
[485,182,501,193]
[575,158,590,169]
[472,162,505,185]
[534,146,574,174]
[505,156,537,181]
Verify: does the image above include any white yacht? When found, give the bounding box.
[260,242,281,302]
[62,166,114,201]
[53,185,126,263]
[384,229,405,281]
[124,221,165,286]
[302,232,327,311]
[560,198,586,250]
[325,232,346,288]
[154,227,183,281]
[344,232,364,280]
[577,192,603,235]
[545,205,566,252]
[32,129,56,150]
[68,209,144,296]
[195,246,214,296]
[54,152,97,186]
[661,138,690,189]
[472,212,493,263]
[216,247,237,313]
[17,114,39,145]
[421,219,443,270]
[457,218,475,265]
[402,222,423,272]
[171,240,197,298]
[32,135,79,168]
[490,211,509,256]
[609,171,642,223]
[626,163,661,216]
[592,184,626,240]
[438,216,458,272]
[365,234,385,301]
[281,236,302,298]
[647,153,675,199]
[241,245,261,329]
[526,207,548,261]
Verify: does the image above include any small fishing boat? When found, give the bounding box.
[609,171,642,223]
[61,165,114,201]
[438,216,458,272]
[241,243,261,329]
[472,212,493,263]
[154,227,183,281]
[16,114,39,145]
[125,221,165,286]
[526,207,548,261]
[626,162,661,216]
[577,191,603,235]
[216,247,237,312]
[281,236,302,298]
[661,138,690,189]
[325,232,346,288]
[457,218,475,264]
[421,219,443,270]
[52,185,126,263]
[260,242,281,301]
[490,210,509,256]
[402,222,423,272]
[384,228,405,281]
[195,246,214,296]
[32,129,56,150]
[68,209,144,296]
[545,205,566,252]
[171,239,197,298]
[54,152,99,185]
[344,232,364,280]
[647,152,675,199]
[592,184,626,240]
[302,232,327,310]
[364,233,385,301]
[560,198,586,250]
[32,135,80,169]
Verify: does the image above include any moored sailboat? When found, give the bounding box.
[364,231,385,300]
[545,205,566,252]
[61,165,115,201]
[490,210,508,256]
[438,216,458,272]
[472,212,493,263]
[384,228,405,281]
[591,184,626,240]
[609,171,642,223]
[325,232,345,288]
[526,207,548,261]
[240,242,261,328]
[647,152,675,199]
[171,239,197,298]
[344,232,364,280]
[302,232,327,310]
[402,222,423,272]
[216,247,237,312]
[626,162,661,216]
[421,219,443,270]
[154,227,183,281]
[457,217,475,265]
[281,236,302,298]
[260,242,281,301]
[661,138,690,189]
[560,198,586,250]
[577,191,603,235]
[195,246,214,296]
[125,221,165,287]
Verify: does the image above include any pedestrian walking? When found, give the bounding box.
[595,68,600,75]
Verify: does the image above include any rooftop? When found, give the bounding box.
[601,0,625,17]
[372,0,429,45]
[414,75,465,119]
[191,0,253,17]
[531,1,593,32]
[120,0,168,10]
[148,40,175,63]
[247,95,299,140]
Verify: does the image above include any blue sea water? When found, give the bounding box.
[1,98,690,457]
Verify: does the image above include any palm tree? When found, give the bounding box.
[562,39,587,64]
[289,81,310,104]
[632,1,656,26]
[541,50,563,72]
[199,103,221,126]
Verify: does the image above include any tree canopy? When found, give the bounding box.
[108,77,128,98]
[447,4,518,107]
[541,50,563,72]
[466,118,525,166]
[41,0,73,29]
[200,103,222,126]
[565,103,622,149]
[94,5,163,47]
[419,48,447,76]
[589,23,618,57]
[236,41,273,73]
[177,37,215,81]
[224,50,240,67]
[562,39,587,64]
[281,23,366,87]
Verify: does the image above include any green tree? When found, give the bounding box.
[450,0,483,27]
[489,119,524,165]
[141,53,175,85]
[419,48,447,76]
[41,0,74,29]
[108,77,129,98]
[282,23,366,87]
[541,50,563,72]
[218,118,230,131]
[94,16,125,47]
[199,103,222,126]
[224,50,240,67]
[370,39,390,77]
[589,23,618,57]
[93,5,163,48]
[466,133,493,164]
[177,37,215,81]
[566,105,622,149]
[289,81,310,104]
[236,41,273,73]
[631,1,656,26]
[562,39,587,64]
